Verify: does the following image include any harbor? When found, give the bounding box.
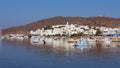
[0,37,120,68]
[3,35,120,51]
[1,0,120,68]
[2,22,120,51]
[1,19,120,68]
[1,22,120,51]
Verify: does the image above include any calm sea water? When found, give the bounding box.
[0,39,120,68]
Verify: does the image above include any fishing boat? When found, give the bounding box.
[68,39,77,43]
[73,37,92,50]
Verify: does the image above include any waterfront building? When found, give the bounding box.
[29,22,120,37]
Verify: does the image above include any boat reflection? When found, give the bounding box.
[4,37,120,57]
[30,38,120,52]
[32,38,75,51]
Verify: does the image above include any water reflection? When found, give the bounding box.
[5,38,120,55]
[2,38,120,68]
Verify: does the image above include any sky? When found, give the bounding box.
[0,0,120,28]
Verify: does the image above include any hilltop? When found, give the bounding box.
[2,16,120,35]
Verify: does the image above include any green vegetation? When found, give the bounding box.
[95,29,102,35]
[44,25,52,30]
[75,25,79,27]
[88,26,92,29]
[81,28,85,30]
[54,34,61,36]
[58,26,65,28]
[93,27,96,30]
[62,34,67,36]
[71,33,83,37]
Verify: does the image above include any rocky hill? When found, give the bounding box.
[2,16,120,35]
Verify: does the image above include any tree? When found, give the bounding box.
[96,29,102,36]
[62,34,67,36]
[71,33,83,37]
[44,25,52,30]
[54,34,61,36]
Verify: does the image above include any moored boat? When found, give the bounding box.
[72,37,92,50]
[30,36,46,45]
[0,36,4,40]
[68,40,77,43]
[68,38,77,43]
[102,37,116,47]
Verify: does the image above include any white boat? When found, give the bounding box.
[16,34,24,40]
[30,36,46,44]
[16,36,24,40]
[103,38,111,44]
[54,37,59,40]
[102,37,115,47]
[0,36,4,40]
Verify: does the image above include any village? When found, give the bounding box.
[5,22,120,39]
[4,22,120,44]
[1,22,119,50]
[29,22,120,37]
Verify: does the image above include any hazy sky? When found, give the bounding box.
[0,0,120,28]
